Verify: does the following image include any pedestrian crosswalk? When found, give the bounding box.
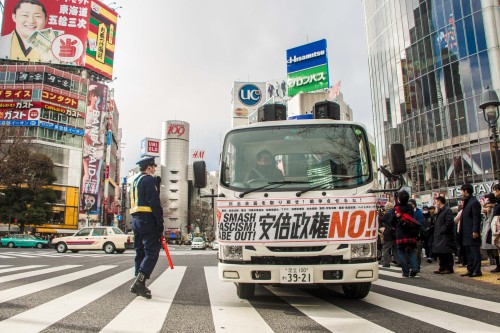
[0,263,498,332]
[0,249,217,259]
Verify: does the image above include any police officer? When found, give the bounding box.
[129,157,164,299]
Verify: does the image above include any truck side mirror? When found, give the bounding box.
[390,143,407,175]
[193,161,207,188]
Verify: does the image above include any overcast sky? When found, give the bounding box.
[108,0,372,174]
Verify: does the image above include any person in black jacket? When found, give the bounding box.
[432,196,455,274]
[391,191,419,277]
[422,205,435,263]
[458,183,482,277]
[380,201,395,267]
[129,157,164,298]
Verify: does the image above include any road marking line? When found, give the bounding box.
[205,267,274,333]
[0,265,116,303]
[364,292,500,332]
[378,270,404,278]
[0,267,135,332]
[0,265,81,284]
[0,265,47,275]
[373,279,500,314]
[100,267,186,333]
[267,286,392,333]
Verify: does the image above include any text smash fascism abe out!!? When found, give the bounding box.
[217,196,378,243]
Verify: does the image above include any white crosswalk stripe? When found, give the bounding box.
[0,250,216,259]
[205,267,274,333]
[363,292,500,332]
[100,267,186,333]
[0,263,497,332]
[0,265,81,284]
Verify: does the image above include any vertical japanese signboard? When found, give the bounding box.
[80,81,108,214]
[286,39,329,97]
[0,0,117,79]
[86,0,118,79]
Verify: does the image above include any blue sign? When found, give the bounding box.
[238,84,262,107]
[38,121,84,136]
[116,215,122,221]
[0,120,38,126]
[286,39,328,74]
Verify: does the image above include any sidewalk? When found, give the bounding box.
[419,258,500,286]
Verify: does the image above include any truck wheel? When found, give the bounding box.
[236,283,255,299]
[342,282,371,299]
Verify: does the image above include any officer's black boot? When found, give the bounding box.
[133,270,152,294]
[130,272,152,299]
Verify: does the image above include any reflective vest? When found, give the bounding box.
[130,174,153,214]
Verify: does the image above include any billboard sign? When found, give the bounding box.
[0,0,117,79]
[190,149,205,163]
[80,81,108,215]
[287,64,329,97]
[232,82,266,118]
[86,1,118,79]
[166,122,189,140]
[140,137,160,157]
[0,107,40,126]
[286,39,329,97]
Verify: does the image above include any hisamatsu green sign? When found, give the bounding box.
[287,64,329,97]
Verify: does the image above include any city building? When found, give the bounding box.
[0,0,121,232]
[363,0,500,205]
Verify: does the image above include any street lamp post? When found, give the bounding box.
[479,86,500,181]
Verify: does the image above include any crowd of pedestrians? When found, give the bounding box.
[379,183,500,281]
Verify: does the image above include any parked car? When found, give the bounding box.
[51,226,134,254]
[1,234,49,248]
[191,237,206,250]
[211,240,220,250]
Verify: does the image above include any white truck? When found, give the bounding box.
[193,102,406,299]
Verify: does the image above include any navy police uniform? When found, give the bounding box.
[130,157,164,288]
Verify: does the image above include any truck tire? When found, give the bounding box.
[236,283,255,299]
[342,282,371,299]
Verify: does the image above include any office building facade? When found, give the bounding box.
[363,0,500,204]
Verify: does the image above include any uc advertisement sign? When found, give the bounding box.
[0,0,117,79]
[231,82,266,118]
[286,39,329,97]
[217,195,377,245]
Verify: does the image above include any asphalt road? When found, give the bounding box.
[0,246,499,333]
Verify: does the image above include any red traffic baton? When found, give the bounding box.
[160,236,174,269]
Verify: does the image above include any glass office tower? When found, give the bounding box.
[363,0,500,203]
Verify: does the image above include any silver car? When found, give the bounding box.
[191,237,206,250]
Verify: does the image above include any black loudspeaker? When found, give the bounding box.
[390,143,407,175]
[313,101,340,120]
[258,104,287,122]
[193,161,207,188]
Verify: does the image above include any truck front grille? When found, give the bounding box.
[250,255,343,265]
[266,246,326,252]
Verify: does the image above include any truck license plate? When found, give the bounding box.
[280,267,313,284]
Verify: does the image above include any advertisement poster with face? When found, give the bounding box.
[80,81,108,214]
[0,0,117,79]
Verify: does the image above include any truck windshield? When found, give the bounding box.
[220,123,372,191]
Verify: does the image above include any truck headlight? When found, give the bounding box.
[351,243,376,259]
[221,245,243,261]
